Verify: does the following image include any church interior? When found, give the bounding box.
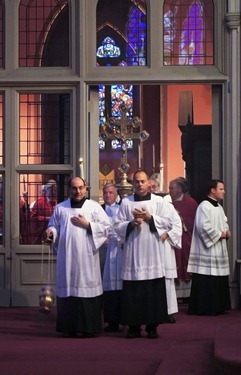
[0,1,240,373]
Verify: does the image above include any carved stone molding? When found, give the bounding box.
[225,12,241,30]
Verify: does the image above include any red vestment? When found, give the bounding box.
[172,194,198,281]
[30,197,57,244]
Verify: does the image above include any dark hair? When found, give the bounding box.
[68,177,86,188]
[133,170,149,182]
[206,179,223,194]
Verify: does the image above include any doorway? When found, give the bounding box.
[92,83,215,204]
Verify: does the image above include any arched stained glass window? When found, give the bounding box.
[96,0,147,67]
[163,0,214,66]
[19,0,69,67]
[0,1,3,68]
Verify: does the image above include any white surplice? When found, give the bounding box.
[187,200,230,276]
[48,199,111,298]
[103,203,123,291]
[114,194,174,281]
[160,202,182,314]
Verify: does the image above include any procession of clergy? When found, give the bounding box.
[46,172,231,338]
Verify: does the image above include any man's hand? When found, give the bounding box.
[71,214,90,229]
[225,230,231,239]
[45,228,53,243]
[220,230,231,240]
[132,207,151,222]
[132,216,143,227]
[161,232,168,242]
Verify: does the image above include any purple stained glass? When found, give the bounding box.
[126,7,146,66]
[163,0,214,66]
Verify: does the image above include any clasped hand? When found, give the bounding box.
[71,214,89,229]
[131,207,151,227]
[220,230,231,240]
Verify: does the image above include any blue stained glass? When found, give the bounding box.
[98,84,106,126]
[126,6,147,66]
[111,85,133,118]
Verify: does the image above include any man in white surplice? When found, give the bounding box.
[46,177,110,338]
[187,179,231,316]
[114,170,181,339]
[159,202,182,322]
[149,176,182,323]
[101,183,122,332]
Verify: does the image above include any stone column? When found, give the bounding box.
[225,8,241,307]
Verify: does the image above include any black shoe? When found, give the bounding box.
[104,324,119,332]
[145,325,158,339]
[166,315,176,323]
[126,329,141,339]
[147,329,158,339]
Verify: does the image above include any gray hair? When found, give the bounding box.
[103,182,117,191]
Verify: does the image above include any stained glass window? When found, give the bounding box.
[99,85,106,127]
[163,0,214,66]
[97,36,121,60]
[96,0,147,67]
[19,0,69,67]
[111,85,133,117]
[99,84,134,150]
[126,4,146,66]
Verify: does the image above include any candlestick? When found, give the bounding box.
[152,144,155,169]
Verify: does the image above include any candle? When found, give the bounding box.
[152,144,155,169]
[160,163,164,192]
[79,157,84,180]
[138,144,141,169]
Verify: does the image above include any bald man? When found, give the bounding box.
[46,177,111,338]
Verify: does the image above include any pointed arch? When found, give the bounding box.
[19,0,69,67]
